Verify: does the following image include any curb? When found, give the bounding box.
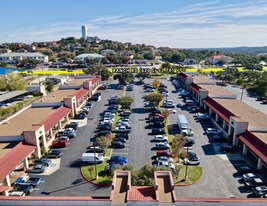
[174,166,204,186]
[80,166,112,186]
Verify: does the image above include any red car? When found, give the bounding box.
[257,96,266,101]
[191,107,205,113]
[98,86,107,90]
[52,140,68,148]
[157,150,173,157]
[148,113,163,119]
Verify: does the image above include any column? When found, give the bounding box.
[42,134,47,149]
[49,129,53,138]
[257,158,262,170]
[58,121,62,130]
[209,108,212,116]
[66,114,69,122]
[242,144,247,155]
[215,114,219,122]
[24,157,29,169]
[5,175,11,187]
[223,121,226,129]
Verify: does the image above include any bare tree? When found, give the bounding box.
[171,134,188,163]
[162,109,171,122]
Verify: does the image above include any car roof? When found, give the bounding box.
[111,156,122,159]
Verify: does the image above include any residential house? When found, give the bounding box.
[0,53,49,63]
[101,49,117,56]
[87,36,101,43]
[0,49,12,54]
[205,55,234,65]
[75,53,104,61]
[119,50,132,56]
[180,58,199,65]
[16,49,28,53]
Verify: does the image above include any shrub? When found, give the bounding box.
[88,167,94,178]
[41,146,46,155]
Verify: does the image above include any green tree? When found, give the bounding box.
[145,93,164,108]
[46,81,54,93]
[171,134,188,162]
[161,62,172,69]
[136,73,151,83]
[152,79,160,89]
[83,65,112,80]
[162,109,171,122]
[0,61,8,67]
[236,79,243,85]
[144,52,155,60]
[217,59,226,66]
[245,63,263,71]
[117,96,134,111]
[113,73,134,84]
[0,71,27,91]
[101,57,108,64]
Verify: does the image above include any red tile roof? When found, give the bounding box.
[0,141,36,182]
[176,197,267,202]
[189,83,201,93]
[0,186,9,192]
[128,186,156,201]
[38,106,71,133]
[72,88,89,100]
[90,76,101,85]
[237,131,267,165]
[202,97,235,123]
[177,73,188,81]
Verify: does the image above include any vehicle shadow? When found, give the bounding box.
[132,108,148,114]
[151,156,157,160]
[201,144,215,155]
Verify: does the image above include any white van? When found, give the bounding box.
[186,100,195,106]
[82,153,104,163]
[9,191,25,196]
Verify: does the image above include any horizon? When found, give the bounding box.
[1,0,267,48]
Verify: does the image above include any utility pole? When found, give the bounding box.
[94,146,98,180]
[185,146,189,181]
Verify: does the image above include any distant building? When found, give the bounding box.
[16,49,28,53]
[119,50,132,56]
[101,49,117,56]
[81,25,87,39]
[0,53,49,63]
[0,49,12,54]
[75,53,104,61]
[87,36,101,43]
[258,53,267,56]
[180,58,199,65]
[205,55,233,65]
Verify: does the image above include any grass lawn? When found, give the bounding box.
[173,166,203,185]
[105,148,112,158]
[81,159,112,184]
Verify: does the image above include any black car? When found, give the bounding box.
[105,109,117,114]
[150,121,165,128]
[93,92,101,97]
[105,164,121,175]
[150,116,164,122]
[152,128,166,134]
[86,146,105,153]
[180,138,195,147]
[90,96,99,101]
[108,100,117,105]
[12,185,33,195]
[220,145,237,153]
[112,141,126,148]
[121,105,131,109]
[238,166,257,174]
[45,150,62,158]
[98,125,112,131]
[212,135,227,142]
[74,113,86,119]
[33,158,52,166]
[108,105,119,110]
[120,111,131,116]
[86,102,93,108]
[115,133,129,140]
[113,137,127,143]
[65,122,79,130]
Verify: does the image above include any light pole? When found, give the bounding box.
[185,146,189,181]
[94,146,98,180]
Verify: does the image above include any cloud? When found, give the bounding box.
[1,0,267,48]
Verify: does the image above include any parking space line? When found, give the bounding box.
[40,181,45,183]
[111,153,129,155]
[33,188,39,190]
[228,164,248,166]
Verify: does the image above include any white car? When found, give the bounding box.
[183,157,201,165]
[63,127,75,132]
[242,173,261,181]
[115,126,131,133]
[168,109,176,113]
[57,136,69,142]
[157,162,175,170]
[156,156,174,163]
[118,122,130,127]
[206,128,221,134]
[146,88,154,92]
[154,135,168,142]
[162,92,169,97]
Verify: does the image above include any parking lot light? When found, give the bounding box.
[185,147,189,181]
[94,146,98,180]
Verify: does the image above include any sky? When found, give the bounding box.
[1,0,267,48]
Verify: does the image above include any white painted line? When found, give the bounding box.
[40,181,45,183]
[228,164,247,166]
[33,188,39,190]
[232,170,237,172]
[111,153,129,155]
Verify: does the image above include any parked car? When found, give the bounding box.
[115,133,129,140]
[157,150,173,157]
[120,111,131,116]
[52,140,68,148]
[113,137,127,143]
[183,156,201,165]
[155,143,170,149]
[162,92,169,97]
[257,96,267,101]
[238,166,257,174]
[179,138,195,147]
[146,88,154,92]
[109,156,128,164]
[112,141,126,148]
[65,121,79,130]
[206,128,221,134]
[109,160,126,166]
[242,173,261,182]
[28,165,47,173]
[33,158,52,166]
[105,164,121,175]
[44,150,62,158]
[98,125,112,131]
[212,135,227,143]
[56,136,70,142]
[156,156,174,163]
[154,135,168,142]
[152,128,166,134]
[149,116,164,122]
[191,107,205,113]
[115,126,131,133]
[245,178,265,189]
[87,146,105,153]
[90,96,99,101]
[168,109,176,113]
[85,102,93,108]
[177,103,183,108]
[98,85,107,90]
[157,162,175,170]
[150,121,165,128]
[254,186,267,196]
[126,87,133,91]
[220,145,237,153]
[148,112,163,119]
[74,113,86,119]
[11,185,33,195]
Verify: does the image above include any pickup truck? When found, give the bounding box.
[15,176,41,187]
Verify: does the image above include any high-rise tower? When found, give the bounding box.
[81,25,87,39]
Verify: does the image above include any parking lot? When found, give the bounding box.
[30,77,259,198]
